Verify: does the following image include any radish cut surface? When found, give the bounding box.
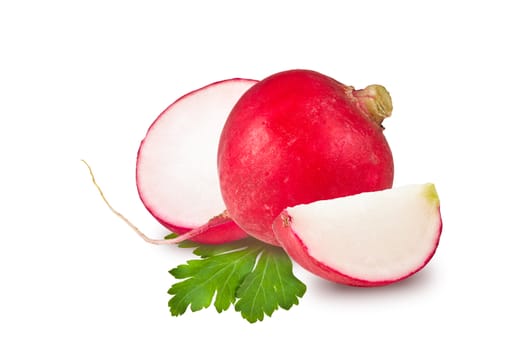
[273,184,442,286]
[136,79,257,243]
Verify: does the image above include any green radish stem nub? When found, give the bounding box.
[81,160,226,244]
[349,84,393,127]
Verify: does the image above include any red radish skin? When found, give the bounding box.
[218,69,394,245]
[136,79,256,244]
[151,212,246,245]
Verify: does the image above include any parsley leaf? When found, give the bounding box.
[235,245,307,322]
[166,237,306,323]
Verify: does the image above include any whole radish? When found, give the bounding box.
[218,69,394,245]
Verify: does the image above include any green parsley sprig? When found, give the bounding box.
[166,235,307,323]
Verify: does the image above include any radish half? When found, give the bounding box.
[273,183,442,286]
[136,79,257,244]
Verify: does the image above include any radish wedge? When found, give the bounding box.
[136,79,257,244]
[273,184,442,286]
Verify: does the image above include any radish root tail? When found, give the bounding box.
[81,159,225,244]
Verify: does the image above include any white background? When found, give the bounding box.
[1,0,522,348]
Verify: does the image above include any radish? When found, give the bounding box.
[218,69,394,245]
[273,183,443,286]
[136,78,256,244]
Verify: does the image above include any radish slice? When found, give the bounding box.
[273,184,442,286]
[136,79,257,244]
